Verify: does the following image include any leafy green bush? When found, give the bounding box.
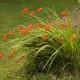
[1,7,80,76]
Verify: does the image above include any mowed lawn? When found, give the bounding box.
[0,0,78,79]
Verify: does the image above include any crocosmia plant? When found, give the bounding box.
[1,6,80,79]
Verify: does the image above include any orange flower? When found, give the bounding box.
[37,23,43,28]
[28,24,34,30]
[37,8,42,12]
[14,60,18,64]
[8,54,13,58]
[45,25,50,31]
[60,23,68,29]
[19,55,25,61]
[22,8,28,14]
[71,35,77,41]
[30,11,35,17]
[0,52,4,58]
[22,28,28,35]
[58,37,64,43]
[42,35,48,42]
[18,26,23,31]
[11,50,16,55]
[60,24,65,29]
[61,11,68,17]
[9,30,14,34]
[8,50,16,58]
[2,34,9,40]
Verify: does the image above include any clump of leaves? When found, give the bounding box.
[1,7,80,76]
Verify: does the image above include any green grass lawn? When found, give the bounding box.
[0,0,79,80]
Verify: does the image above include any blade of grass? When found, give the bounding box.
[43,45,64,70]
